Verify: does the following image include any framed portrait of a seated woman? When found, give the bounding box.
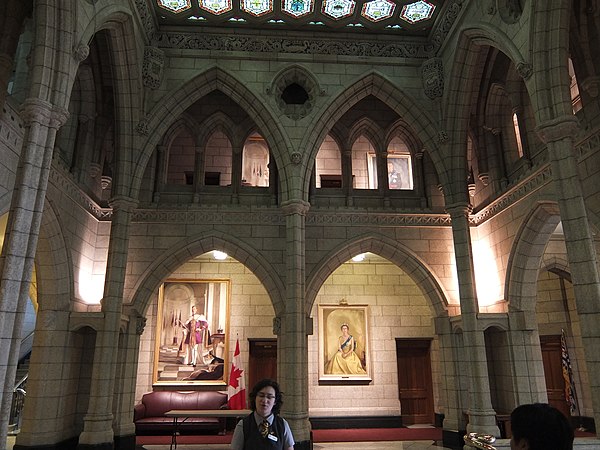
[317,304,372,384]
[153,279,230,386]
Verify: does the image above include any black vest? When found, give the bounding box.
[242,413,285,450]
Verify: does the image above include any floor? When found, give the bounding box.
[6,436,454,450]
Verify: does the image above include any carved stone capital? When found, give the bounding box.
[281,199,310,216]
[73,43,90,63]
[536,116,579,144]
[108,195,139,212]
[136,314,147,335]
[516,62,532,80]
[290,152,302,165]
[445,202,472,218]
[20,98,69,128]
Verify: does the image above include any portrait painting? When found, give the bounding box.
[153,279,230,386]
[367,153,413,190]
[318,304,372,384]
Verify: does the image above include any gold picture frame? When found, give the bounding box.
[153,279,230,386]
[318,304,372,384]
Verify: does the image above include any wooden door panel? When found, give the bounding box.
[248,339,277,391]
[396,339,434,425]
[540,335,570,419]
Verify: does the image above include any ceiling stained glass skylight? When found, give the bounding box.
[400,0,435,23]
[199,0,233,14]
[158,0,192,13]
[242,0,273,16]
[282,0,314,18]
[361,0,395,22]
[322,0,355,19]
[154,0,443,33]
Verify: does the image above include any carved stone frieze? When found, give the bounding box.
[133,0,157,41]
[153,32,433,58]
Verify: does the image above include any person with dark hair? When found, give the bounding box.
[510,403,574,450]
[230,379,295,450]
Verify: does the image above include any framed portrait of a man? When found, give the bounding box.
[318,304,372,384]
[153,279,230,386]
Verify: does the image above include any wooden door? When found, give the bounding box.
[396,338,434,425]
[248,339,277,391]
[540,335,571,418]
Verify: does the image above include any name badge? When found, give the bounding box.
[267,434,278,442]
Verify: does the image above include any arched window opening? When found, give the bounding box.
[568,58,582,114]
[242,133,269,187]
[167,129,195,186]
[204,131,232,186]
[353,135,376,189]
[315,135,342,188]
[386,137,413,190]
[512,112,524,158]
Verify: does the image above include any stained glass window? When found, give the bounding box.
[241,0,273,16]
[199,0,232,14]
[362,0,395,22]
[400,0,435,23]
[158,0,192,13]
[282,0,314,18]
[322,0,355,20]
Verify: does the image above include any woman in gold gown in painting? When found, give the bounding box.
[325,324,367,375]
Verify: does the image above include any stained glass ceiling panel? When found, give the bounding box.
[153,0,444,35]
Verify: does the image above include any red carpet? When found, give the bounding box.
[136,427,443,445]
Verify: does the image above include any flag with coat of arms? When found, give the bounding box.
[227,338,247,409]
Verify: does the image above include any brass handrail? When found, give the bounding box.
[464,432,497,450]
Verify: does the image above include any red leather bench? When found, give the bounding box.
[134,390,228,435]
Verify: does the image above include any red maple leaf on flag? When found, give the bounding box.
[229,365,244,389]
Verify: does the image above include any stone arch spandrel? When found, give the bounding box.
[299,71,443,199]
[129,231,286,317]
[132,67,292,200]
[36,199,73,312]
[505,202,561,313]
[305,234,449,317]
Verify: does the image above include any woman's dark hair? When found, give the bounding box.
[249,378,284,415]
[510,403,574,450]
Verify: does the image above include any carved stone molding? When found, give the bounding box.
[20,98,69,129]
[290,152,302,164]
[536,116,579,144]
[516,62,533,80]
[73,43,90,63]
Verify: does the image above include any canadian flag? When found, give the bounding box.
[227,339,247,409]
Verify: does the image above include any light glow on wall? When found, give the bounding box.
[472,238,502,307]
[78,268,105,304]
[213,250,228,260]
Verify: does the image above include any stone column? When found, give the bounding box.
[113,310,146,450]
[341,149,353,206]
[0,98,68,443]
[415,150,427,208]
[193,144,205,203]
[537,116,600,430]
[231,143,243,203]
[78,196,137,450]
[446,203,499,437]
[279,200,311,450]
[152,145,167,203]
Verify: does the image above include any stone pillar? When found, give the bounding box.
[341,149,353,206]
[537,116,600,431]
[8,19,33,105]
[193,144,205,203]
[231,143,243,203]
[279,200,311,450]
[0,98,68,443]
[415,150,427,208]
[113,310,146,450]
[77,196,137,450]
[446,203,499,438]
[152,145,167,203]
[72,113,96,183]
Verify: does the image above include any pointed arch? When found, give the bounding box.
[305,234,448,317]
[132,67,291,200]
[346,117,385,152]
[129,231,286,317]
[505,202,561,313]
[298,70,442,198]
